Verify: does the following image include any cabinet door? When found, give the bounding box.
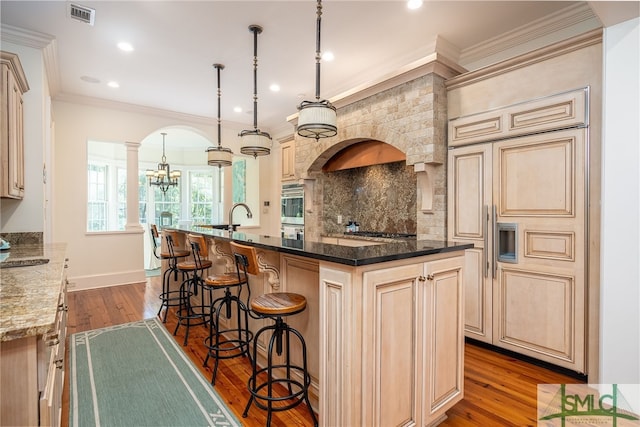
[492,129,586,372]
[422,256,464,425]
[2,65,25,198]
[281,140,295,180]
[361,263,423,427]
[447,144,493,343]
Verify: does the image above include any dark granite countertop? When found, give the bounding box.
[166,226,472,267]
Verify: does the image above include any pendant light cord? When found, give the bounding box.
[250,25,262,130]
[214,63,224,148]
[315,0,322,101]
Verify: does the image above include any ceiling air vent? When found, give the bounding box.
[69,3,96,26]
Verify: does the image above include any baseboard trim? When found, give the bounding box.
[68,269,146,291]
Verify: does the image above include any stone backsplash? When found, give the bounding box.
[0,232,43,245]
[322,161,417,234]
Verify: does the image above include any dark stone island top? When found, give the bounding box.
[166,226,472,267]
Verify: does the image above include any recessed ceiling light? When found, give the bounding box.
[117,42,134,52]
[107,81,120,88]
[322,51,334,62]
[407,0,423,10]
[234,106,243,113]
[269,84,280,92]
[80,75,100,83]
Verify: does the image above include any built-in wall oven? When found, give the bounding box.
[281,183,304,240]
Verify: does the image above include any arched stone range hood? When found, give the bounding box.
[322,140,405,172]
[288,54,466,242]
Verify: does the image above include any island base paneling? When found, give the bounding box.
[320,252,465,427]
[164,228,469,426]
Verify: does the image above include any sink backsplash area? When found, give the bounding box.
[0,232,43,246]
[322,161,417,235]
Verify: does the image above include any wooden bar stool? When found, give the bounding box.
[202,241,255,385]
[150,225,190,323]
[173,234,213,346]
[242,291,318,427]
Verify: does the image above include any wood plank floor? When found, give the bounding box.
[62,277,584,426]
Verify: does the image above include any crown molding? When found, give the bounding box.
[53,92,248,131]
[42,39,61,96]
[460,3,599,67]
[286,52,466,125]
[1,24,54,49]
[446,28,603,90]
[1,24,61,97]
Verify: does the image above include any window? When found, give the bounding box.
[189,170,223,224]
[87,163,108,231]
[153,185,181,226]
[86,132,229,232]
[117,167,127,230]
[86,140,127,232]
[138,171,149,224]
[137,167,224,227]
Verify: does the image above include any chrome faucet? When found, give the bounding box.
[228,203,253,231]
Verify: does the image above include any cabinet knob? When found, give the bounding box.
[54,359,64,369]
[418,275,426,282]
[426,274,435,281]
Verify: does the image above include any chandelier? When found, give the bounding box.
[239,25,272,158]
[146,132,181,192]
[206,63,234,167]
[296,0,337,141]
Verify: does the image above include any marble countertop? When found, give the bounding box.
[167,226,472,266]
[0,243,67,341]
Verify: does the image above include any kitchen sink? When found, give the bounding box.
[0,258,50,268]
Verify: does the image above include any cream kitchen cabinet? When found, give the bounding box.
[281,138,296,180]
[1,51,29,199]
[39,278,68,427]
[320,252,465,427]
[446,31,602,376]
[0,246,68,427]
[448,125,587,373]
[447,143,493,344]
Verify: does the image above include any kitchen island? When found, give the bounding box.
[165,226,471,427]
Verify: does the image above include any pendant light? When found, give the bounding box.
[296,0,337,141]
[239,25,272,158]
[146,132,181,193]
[206,64,234,168]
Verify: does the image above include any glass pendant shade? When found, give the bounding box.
[239,24,272,158]
[206,63,234,168]
[297,0,337,141]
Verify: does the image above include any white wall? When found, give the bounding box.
[600,17,640,388]
[0,41,48,235]
[53,100,278,290]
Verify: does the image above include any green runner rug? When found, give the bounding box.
[69,318,242,427]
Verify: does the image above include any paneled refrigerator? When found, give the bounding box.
[448,126,587,373]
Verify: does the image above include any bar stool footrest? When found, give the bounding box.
[247,365,311,409]
[203,330,254,359]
